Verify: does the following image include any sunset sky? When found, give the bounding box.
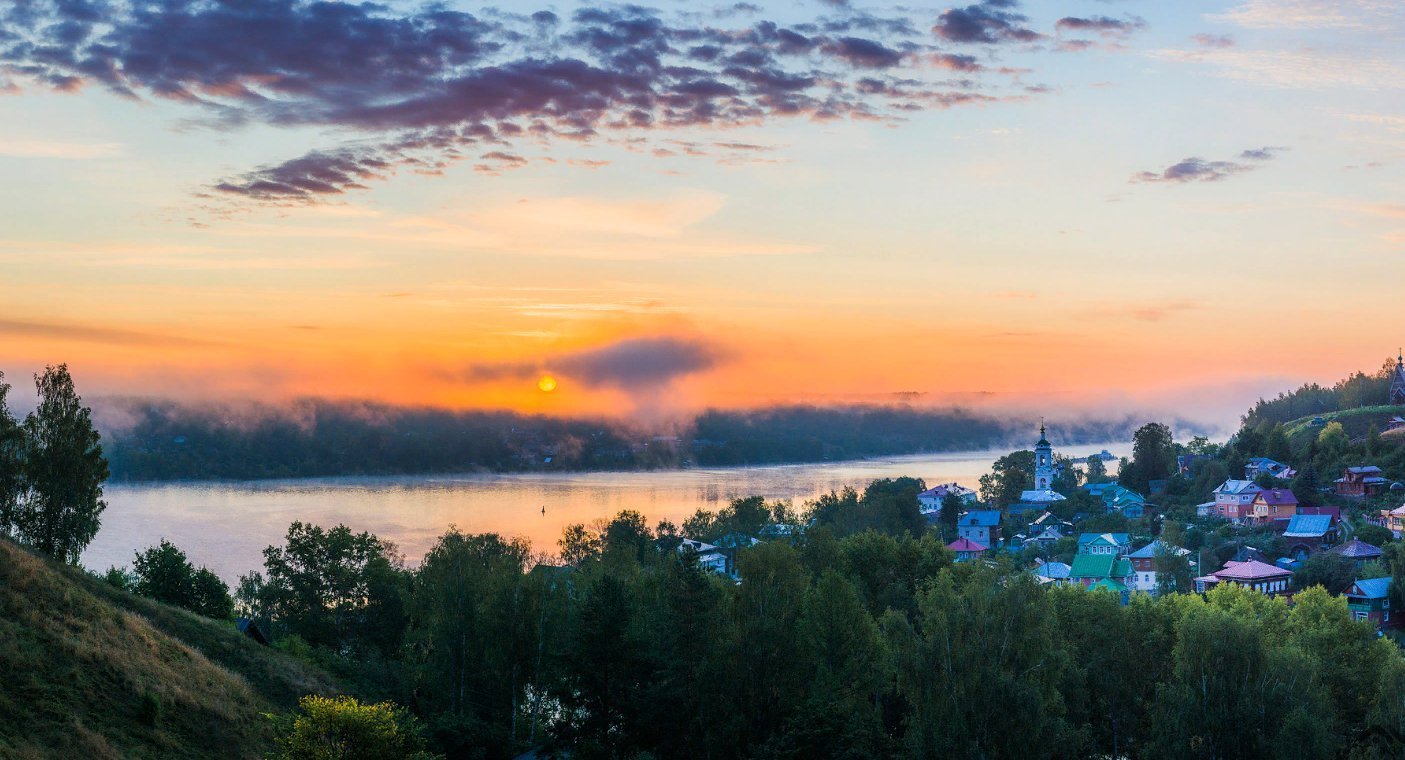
[1,0,1402,427]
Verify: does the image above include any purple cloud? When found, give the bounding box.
[932,0,1040,45]
[463,336,724,390]
[0,1,1048,205]
[1132,147,1285,184]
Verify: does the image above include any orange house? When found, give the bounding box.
[1251,489,1299,525]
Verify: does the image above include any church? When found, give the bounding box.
[1392,350,1405,406]
[1010,424,1066,514]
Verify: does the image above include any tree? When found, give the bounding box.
[1085,456,1108,484]
[1355,523,1394,547]
[408,530,534,755]
[256,522,409,655]
[12,365,109,563]
[938,492,962,539]
[131,539,234,619]
[269,695,438,760]
[979,450,1036,508]
[0,372,23,537]
[1123,423,1174,494]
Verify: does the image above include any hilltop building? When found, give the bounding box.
[1012,424,1066,513]
[918,483,979,513]
[1392,350,1405,405]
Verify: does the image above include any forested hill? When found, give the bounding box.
[99,399,1168,482]
[1242,356,1400,428]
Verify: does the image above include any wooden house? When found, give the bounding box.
[946,537,988,563]
[1345,578,1396,632]
[1193,560,1293,596]
[1250,488,1298,525]
[1336,466,1388,498]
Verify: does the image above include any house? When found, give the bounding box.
[1194,559,1293,596]
[1387,416,1405,433]
[1345,577,1396,631]
[235,617,270,646]
[1068,552,1134,591]
[1027,524,1066,545]
[1032,560,1072,586]
[1213,480,1263,521]
[1281,514,1337,559]
[1380,505,1405,536]
[1245,457,1295,481]
[918,482,979,513]
[1195,501,1217,518]
[1077,532,1131,556]
[956,510,1002,547]
[677,538,732,576]
[1336,466,1388,498]
[1083,483,1148,517]
[1250,488,1299,525]
[1330,538,1383,568]
[947,537,988,562]
[1126,541,1191,595]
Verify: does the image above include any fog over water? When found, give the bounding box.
[83,442,1127,582]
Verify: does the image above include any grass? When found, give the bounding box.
[0,537,339,759]
[1281,405,1405,443]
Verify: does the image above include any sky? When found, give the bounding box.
[0,0,1402,429]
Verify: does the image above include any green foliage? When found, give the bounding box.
[129,539,234,619]
[253,522,410,656]
[807,478,927,537]
[1356,523,1395,547]
[269,695,439,760]
[1121,422,1174,494]
[979,449,1035,508]
[2,365,109,564]
[1294,552,1359,595]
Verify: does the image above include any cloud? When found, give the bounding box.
[0,319,220,348]
[1131,147,1284,184]
[932,0,1040,45]
[1097,299,1200,322]
[1191,34,1235,48]
[0,1,1035,207]
[1148,47,1405,90]
[1054,16,1145,36]
[462,336,724,390]
[1210,0,1404,31]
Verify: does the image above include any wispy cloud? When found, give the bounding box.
[1210,0,1404,31]
[1132,147,1285,184]
[0,319,221,348]
[0,139,122,159]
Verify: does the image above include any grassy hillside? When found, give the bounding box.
[0,538,339,759]
[1281,404,1405,443]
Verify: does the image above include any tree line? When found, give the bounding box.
[99,398,1162,481]
[143,503,1405,759]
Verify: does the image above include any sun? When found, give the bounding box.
[537,375,558,393]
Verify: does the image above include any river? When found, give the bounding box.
[81,442,1127,581]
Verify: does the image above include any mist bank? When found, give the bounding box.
[97,398,1211,483]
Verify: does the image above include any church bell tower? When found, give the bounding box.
[1034,422,1054,490]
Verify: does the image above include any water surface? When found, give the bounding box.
[83,442,1126,581]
